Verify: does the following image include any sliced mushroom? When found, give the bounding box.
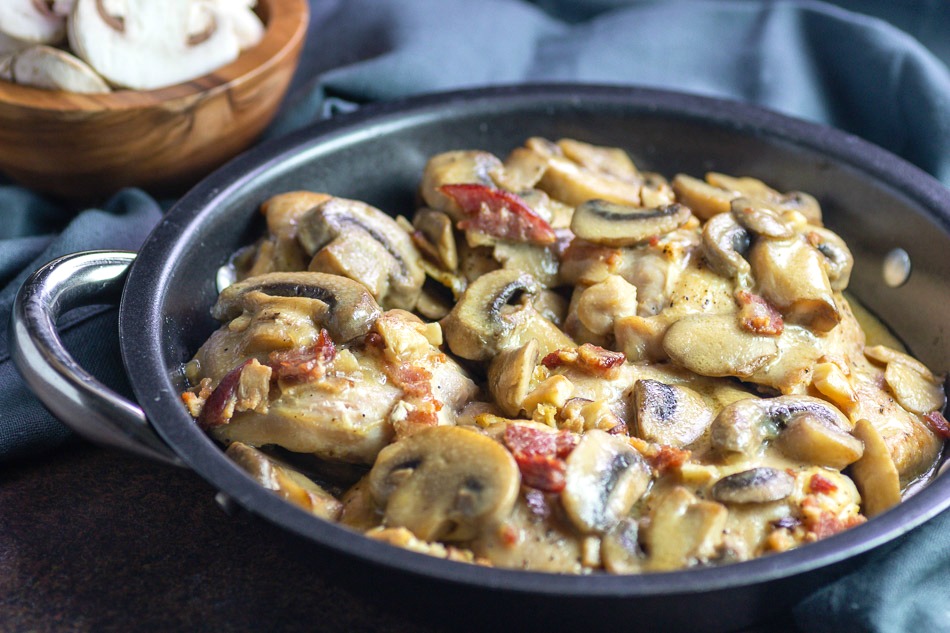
[600,518,643,574]
[487,340,540,417]
[671,173,734,220]
[642,486,728,572]
[68,0,241,90]
[710,395,852,456]
[211,271,382,343]
[441,269,572,361]
[0,44,109,92]
[297,197,425,311]
[774,415,864,469]
[711,467,795,504]
[574,274,638,337]
[865,345,945,415]
[632,379,713,448]
[412,208,458,271]
[492,240,560,288]
[561,429,651,534]
[537,154,641,208]
[571,200,692,247]
[420,150,504,221]
[850,418,902,517]
[226,442,344,520]
[701,211,751,287]
[748,236,840,332]
[730,197,795,239]
[709,173,822,225]
[663,313,780,378]
[0,0,65,45]
[557,138,640,182]
[806,227,853,291]
[367,426,520,542]
[192,0,264,51]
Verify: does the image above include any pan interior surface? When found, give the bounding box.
[119,86,950,616]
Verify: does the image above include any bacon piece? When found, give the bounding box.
[504,424,578,493]
[198,359,254,429]
[439,183,556,245]
[542,343,626,377]
[736,290,784,335]
[268,329,337,383]
[515,453,567,493]
[808,473,838,495]
[924,410,950,439]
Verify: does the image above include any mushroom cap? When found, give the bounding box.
[367,426,520,542]
[0,0,65,44]
[2,44,109,92]
[571,200,692,247]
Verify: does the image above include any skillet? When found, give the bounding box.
[11,84,950,632]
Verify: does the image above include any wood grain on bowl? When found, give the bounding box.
[0,0,309,199]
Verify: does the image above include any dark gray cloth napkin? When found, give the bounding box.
[2,1,948,631]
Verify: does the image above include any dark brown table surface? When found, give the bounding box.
[1,441,802,633]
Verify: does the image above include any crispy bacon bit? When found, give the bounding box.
[808,473,839,495]
[504,424,578,493]
[924,410,950,438]
[268,329,337,382]
[392,364,434,398]
[387,363,444,439]
[800,496,866,540]
[648,445,691,475]
[736,290,784,335]
[181,378,213,418]
[439,183,556,245]
[542,344,626,377]
[198,359,254,429]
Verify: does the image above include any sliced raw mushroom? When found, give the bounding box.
[420,150,504,221]
[191,0,264,50]
[663,313,780,378]
[211,271,382,343]
[441,269,573,361]
[701,211,752,287]
[0,0,65,45]
[748,236,840,332]
[642,486,728,572]
[710,394,852,456]
[849,418,902,517]
[487,339,540,417]
[0,44,109,92]
[774,415,864,469]
[729,197,795,239]
[632,379,714,448]
[367,426,520,542]
[226,442,344,520]
[710,467,795,504]
[297,197,425,311]
[571,200,692,247]
[561,429,651,534]
[68,0,241,90]
[806,227,853,291]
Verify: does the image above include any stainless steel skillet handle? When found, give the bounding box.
[10,250,182,466]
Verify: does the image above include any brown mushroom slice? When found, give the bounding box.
[211,272,382,343]
[600,518,643,574]
[412,208,458,271]
[865,345,946,415]
[730,197,795,240]
[850,418,902,517]
[537,155,641,208]
[367,426,520,542]
[561,430,651,534]
[748,236,840,332]
[441,269,573,361]
[571,200,692,247]
[806,227,853,291]
[226,442,343,521]
[69,0,241,90]
[663,313,779,379]
[262,191,333,242]
[420,150,504,221]
[487,340,540,417]
[701,211,752,287]
[711,468,795,505]
[708,173,823,225]
[492,145,551,192]
[671,173,734,220]
[492,240,560,288]
[710,395,852,456]
[556,138,640,182]
[775,415,864,470]
[297,197,425,311]
[632,379,713,448]
[643,486,728,572]
[1,44,109,92]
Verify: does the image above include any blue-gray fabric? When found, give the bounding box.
[1,1,948,631]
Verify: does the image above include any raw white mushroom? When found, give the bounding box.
[0,44,109,92]
[67,0,241,90]
[193,0,264,51]
[0,0,66,45]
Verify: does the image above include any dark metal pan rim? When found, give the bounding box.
[121,83,950,597]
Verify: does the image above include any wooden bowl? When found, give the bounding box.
[0,0,309,200]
